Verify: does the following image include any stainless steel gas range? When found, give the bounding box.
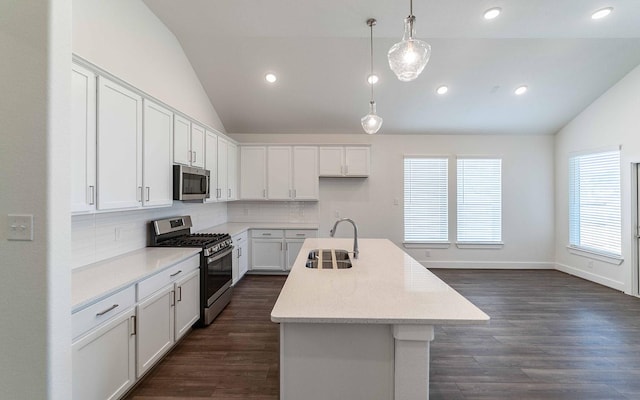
[150,216,233,326]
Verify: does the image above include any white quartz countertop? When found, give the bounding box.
[72,247,201,312]
[199,222,319,237]
[271,238,489,325]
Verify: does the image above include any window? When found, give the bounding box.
[569,150,621,258]
[457,158,502,243]
[403,157,448,242]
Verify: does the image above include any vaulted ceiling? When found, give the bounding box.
[144,0,640,135]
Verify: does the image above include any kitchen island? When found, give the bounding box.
[271,238,489,400]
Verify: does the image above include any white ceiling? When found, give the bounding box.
[143,0,640,135]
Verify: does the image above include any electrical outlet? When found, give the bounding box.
[7,214,34,241]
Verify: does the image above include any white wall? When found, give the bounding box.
[555,64,640,294]
[72,0,225,132]
[0,0,71,398]
[230,134,555,269]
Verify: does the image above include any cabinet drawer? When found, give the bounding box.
[232,231,248,243]
[285,229,317,239]
[251,229,284,239]
[137,254,199,300]
[72,285,136,340]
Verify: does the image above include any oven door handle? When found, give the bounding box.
[207,247,233,263]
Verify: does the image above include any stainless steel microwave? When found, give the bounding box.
[173,165,210,201]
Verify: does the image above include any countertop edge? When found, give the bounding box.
[271,315,490,325]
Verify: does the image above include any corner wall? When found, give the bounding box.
[231,133,555,269]
[555,64,640,294]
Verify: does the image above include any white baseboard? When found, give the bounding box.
[420,260,555,269]
[554,263,625,291]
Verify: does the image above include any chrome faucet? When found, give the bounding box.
[329,218,359,259]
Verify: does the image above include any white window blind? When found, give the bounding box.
[404,157,448,242]
[457,158,502,243]
[569,150,621,257]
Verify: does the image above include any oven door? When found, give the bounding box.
[205,247,233,306]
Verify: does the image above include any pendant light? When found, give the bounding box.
[388,0,431,82]
[361,18,383,135]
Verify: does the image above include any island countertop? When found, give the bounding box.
[271,238,489,325]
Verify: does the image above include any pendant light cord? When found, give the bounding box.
[410,0,413,16]
[369,20,374,103]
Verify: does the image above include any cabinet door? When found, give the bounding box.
[319,147,344,176]
[267,146,292,200]
[72,307,136,400]
[345,147,370,176]
[217,137,228,201]
[71,64,97,213]
[232,232,249,284]
[240,146,267,199]
[285,239,305,271]
[204,131,218,203]
[238,241,249,278]
[293,146,319,200]
[175,269,200,341]
[97,77,142,210]
[136,285,174,378]
[190,123,205,168]
[173,115,191,166]
[142,100,173,208]
[251,239,284,271]
[227,142,238,200]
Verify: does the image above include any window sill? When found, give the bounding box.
[456,242,504,249]
[403,242,451,249]
[566,246,624,265]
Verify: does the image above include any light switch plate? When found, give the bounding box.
[7,214,34,241]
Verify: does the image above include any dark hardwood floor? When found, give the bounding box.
[125,270,640,400]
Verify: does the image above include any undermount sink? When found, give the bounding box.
[306,249,352,269]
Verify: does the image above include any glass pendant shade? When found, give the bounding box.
[361,101,383,134]
[388,16,431,82]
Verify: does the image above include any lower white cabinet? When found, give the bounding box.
[72,306,136,400]
[175,269,201,340]
[250,229,317,272]
[232,231,249,284]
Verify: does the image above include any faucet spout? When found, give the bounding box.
[329,218,359,259]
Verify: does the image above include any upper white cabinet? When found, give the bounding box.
[228,142,238,200]
[205,133,238,202]
[71,63,97,213]
[142,100,174,208]
[319,146,370,177]
[217,137,229,201]
[204,130,218,202]
[241,146,318,201]
[97,76,143,211]
[240,146,268,200]
[173,116,205,168]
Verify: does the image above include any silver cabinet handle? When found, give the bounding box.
[280,242,283,251]
[177,286,182,302]
[171,290,175,307]
[345,165,349,175]
[263,189,266,198]
[193,151,197,163]
[130,315,136,336]
[296,233,305,236]
[228,188,231,198]
[137,186,142,202]
[238,247,242,257]
[170,270,182,277]
[146,187,150,202]
[217,188,221,199]
[293,189,297,198]
[96,304,118,317]
[88,186,95,205]
[289,189,292,198]
[188,150,192,162]
[262,233,272,236]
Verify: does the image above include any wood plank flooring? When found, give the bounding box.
[124,270,640,400]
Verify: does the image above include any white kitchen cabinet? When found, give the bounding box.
[240,146,268,199]
[227,142,238,200]
[250,229,317,272]
[97,76,143,210]
[319,146,370,177]
[267,146,293,200]
[72,306,136,400]
[232,231,249,285]
[174,269,200,341]
[142,100,174,208]
[71,63,97,213]
[217,136,228,200]
[204,131,218,203]
[136,255,199,377]
[292,146,319,200]
[173,116,205,168]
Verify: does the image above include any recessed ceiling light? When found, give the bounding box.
[367,74,379,85]
[265,73,277,83]
[483,7,502,20]
[591,7,613,20]
[514,85,528,95]
[436,85,449,95]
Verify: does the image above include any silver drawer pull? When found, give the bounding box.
[262,233,272,236]
[296,233,306,236]
[170,270,182,277]
[96,304,118,317]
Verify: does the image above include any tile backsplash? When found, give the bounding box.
[228,201,318,223]
[71,201,227,269]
